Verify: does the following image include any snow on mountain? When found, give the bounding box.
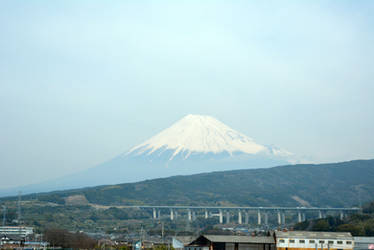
[266,145,293,157]
[128,114,292,161]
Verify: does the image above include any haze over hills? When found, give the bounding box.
[0,114,296,196]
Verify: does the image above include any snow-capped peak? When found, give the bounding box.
[128,114,284,160]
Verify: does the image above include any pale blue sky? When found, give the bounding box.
[1,1,373,188]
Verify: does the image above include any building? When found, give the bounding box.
[0,226,34,247]
[353,237,374,250]
[0,226,33,238]
[173,236,196,250]
[275,231,354,250]
[187,235,276,250]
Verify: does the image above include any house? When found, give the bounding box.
[275,231,354,250]
[186,234,276,250]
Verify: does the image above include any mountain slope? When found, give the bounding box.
[16,159,374,208]
[0,114,294,196]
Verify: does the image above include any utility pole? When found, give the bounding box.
[161,221,164,243]
[2,205,6,226]
[17,191,22,225]
[140,226,145,243]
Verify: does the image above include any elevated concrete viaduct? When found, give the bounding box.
[122,205,360,226]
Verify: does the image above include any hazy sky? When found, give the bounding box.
[1,1,373,189]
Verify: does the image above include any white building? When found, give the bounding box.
[275,231,354,250]
[0,226,33,238]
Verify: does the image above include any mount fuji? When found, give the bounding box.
[127,114,292,160]
[0,115,296,196]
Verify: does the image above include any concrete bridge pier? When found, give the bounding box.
[205,210,208,219]
[340,211,345,220]
[257,210,261,225]
[188,209,192,221]
[153,208,157,219]
[277,211,281,225]
[245,211,249,224]
[170,209,174,220]
[226,211,231,224]
[158,210,161,219]
[238,210,242,224]
[302,213,306,221]
[264,212,268,225]
[219,209,223,224]
[192,211,196,221]
[318,210,322,219]
[298,211,302,223]
[282,212,285,225]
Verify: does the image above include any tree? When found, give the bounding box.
[363,201,374,214]
[336,224,364,236]
[364,223,374,236]
[45,228,97,248]
[312,220,330,231]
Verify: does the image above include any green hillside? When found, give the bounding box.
[14,159,374,207]
[1,159,374,232]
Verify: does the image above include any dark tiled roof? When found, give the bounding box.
[175,236,196,245]
[201,235,275,244]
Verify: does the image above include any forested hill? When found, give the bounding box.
[8,159,374,207]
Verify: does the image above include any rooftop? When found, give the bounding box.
[190,235,275,245]
[275,231,353,240]
[174,236,196,245]
[353,237,374,243]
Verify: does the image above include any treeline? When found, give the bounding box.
[294,201,374,236]
[45,228,97,249]
[20,205,150,232]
